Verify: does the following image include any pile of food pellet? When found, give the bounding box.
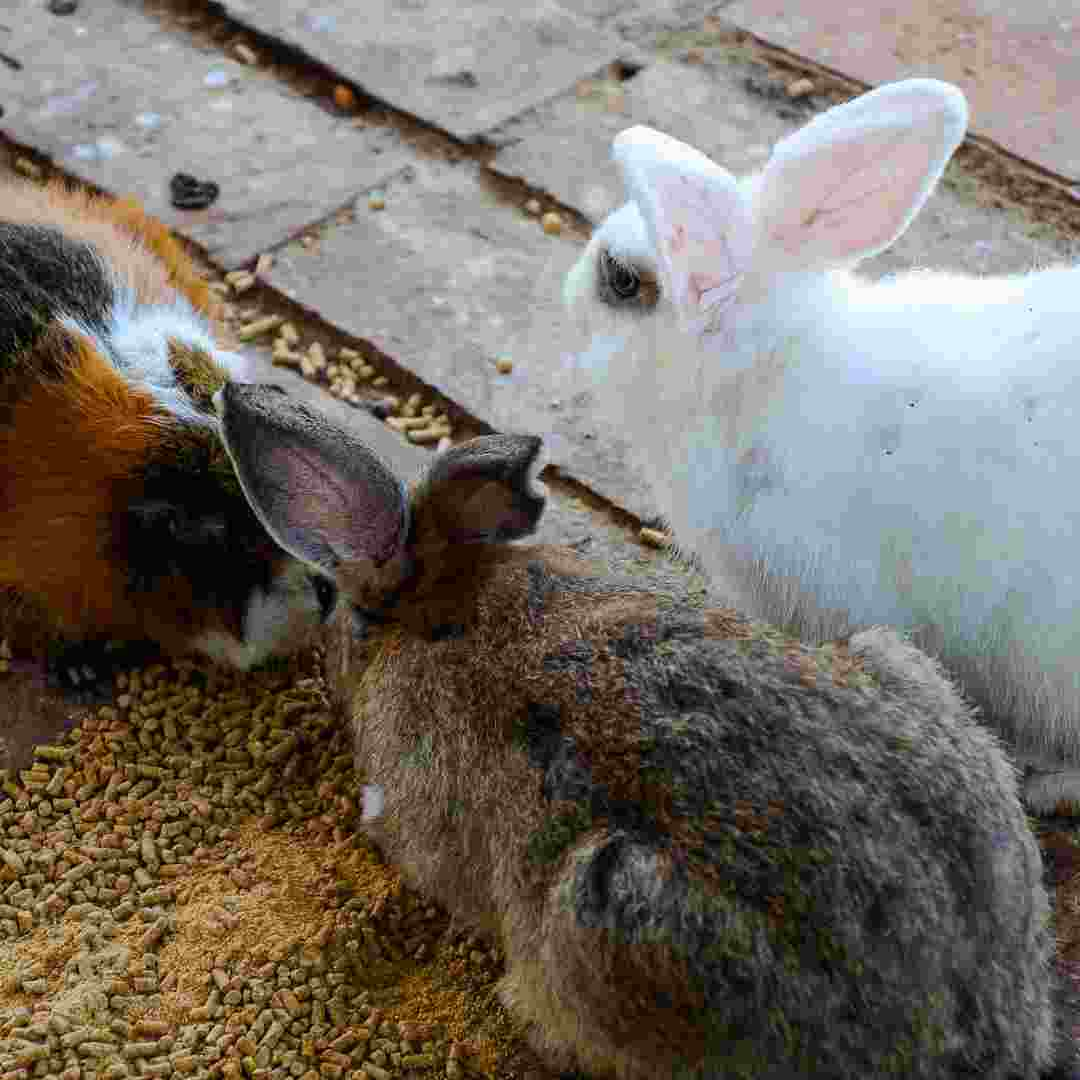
[0,650,553,1080]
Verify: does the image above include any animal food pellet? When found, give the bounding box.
[523,198,542,216]
[494,357,513,375]
[14,157,42,180]
[541,212,563,236]
[226,271,256,294]
[786,77,815,98]
[237,315,284,342]
[639,527,670,549]
[368,192,386,211]
[385,417,427,433]
[333,85,357,110]
[407,426,450,445]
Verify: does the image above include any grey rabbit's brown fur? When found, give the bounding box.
[215,381,1057,1079]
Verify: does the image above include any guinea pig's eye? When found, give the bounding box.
[310,574,337,622]
[600,252,641,301]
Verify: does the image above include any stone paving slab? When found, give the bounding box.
[490,56,804,224]
[722,0,1080,183]
[489,52,1070,276]
[213,0,626,143]
[263,157,660,523]
[0,0,412,268]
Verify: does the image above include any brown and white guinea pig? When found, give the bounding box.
[0,176,336,699]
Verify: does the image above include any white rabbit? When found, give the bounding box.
[562,78,1080,813]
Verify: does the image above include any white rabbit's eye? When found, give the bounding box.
[597,250,658,309]
[608,257,640,299]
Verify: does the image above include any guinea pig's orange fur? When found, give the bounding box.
[0,177,319,676]
[0,329,230,651]
[3,179,217,318]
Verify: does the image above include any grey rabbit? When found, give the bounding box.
[214,380,1059,1080]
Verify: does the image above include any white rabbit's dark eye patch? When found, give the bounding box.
[596,250,659,311]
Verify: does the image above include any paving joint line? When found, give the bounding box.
[139,0,599,239]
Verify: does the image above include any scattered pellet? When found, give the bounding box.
[224,271,256,294]
[236,315,284,342]
[639,526,670,549]
[332,85,356,110]
[385,416,428,433]
[541,211,563,236]
[407,426,450,445]
[13,158,42,180]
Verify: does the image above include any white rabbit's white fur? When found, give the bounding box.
[563,78,1080,811]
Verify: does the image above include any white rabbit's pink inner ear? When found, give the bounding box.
[611,125,752,334]
[651,174,754,335]
[754,79,968,268]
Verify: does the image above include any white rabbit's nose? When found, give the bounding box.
[361,784,385,822]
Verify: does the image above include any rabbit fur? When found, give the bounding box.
[562,78,1080,812]
[214,381,1058,1079]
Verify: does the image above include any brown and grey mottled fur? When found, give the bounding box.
[216,382,1059,1080]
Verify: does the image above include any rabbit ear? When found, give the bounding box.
[613,126,754,337]
[410,434,547,545]
[213,382,410,574]
[755,79,968,268]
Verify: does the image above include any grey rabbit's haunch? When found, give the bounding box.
[215,381,1056,1079]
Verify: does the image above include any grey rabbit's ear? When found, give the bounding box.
[410,434,548,545]
[213,382,410,574]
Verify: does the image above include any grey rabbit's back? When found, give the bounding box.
[347,557,1053,1079]
[212,388,1057,1080]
